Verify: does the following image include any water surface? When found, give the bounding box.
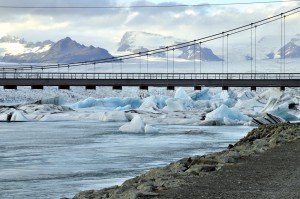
[0,122,252,198]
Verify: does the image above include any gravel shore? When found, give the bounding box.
[70,123,300,199]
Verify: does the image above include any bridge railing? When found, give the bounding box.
[0,72,299,80]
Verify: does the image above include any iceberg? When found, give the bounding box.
[205,104,250,124]
[191,88,212,101]
[100,111,128,122]
[163,98,185,112]
[139,96,159,112]
[174,87,192,101]
[0,113,9,121]
[237,90,256,100]
[115,105,131,111]
[10,110,29,122]
[234,98,265,116]
[144,124,159,133]
[268,102,299,121]
[174,87,194,109]
[72,97,141,110]
[35,96,65,106]
[119,114,145,133]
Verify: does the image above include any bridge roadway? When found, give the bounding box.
[0,72,299,90]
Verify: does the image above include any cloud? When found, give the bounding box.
[0,0,299,52]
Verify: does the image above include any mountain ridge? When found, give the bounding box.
[0,36,113,63]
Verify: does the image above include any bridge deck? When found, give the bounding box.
[0,72,299,87]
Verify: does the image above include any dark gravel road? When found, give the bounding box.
[157,139,300,199]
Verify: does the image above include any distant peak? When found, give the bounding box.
[61,37,73,42]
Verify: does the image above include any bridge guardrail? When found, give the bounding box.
[0,72,299,80]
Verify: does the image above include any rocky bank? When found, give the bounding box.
[70,123,300,199]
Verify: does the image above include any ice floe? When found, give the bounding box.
[119,115,145,133]
[205,104,251,125]
[100,111,128,122]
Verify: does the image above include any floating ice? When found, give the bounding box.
[235,98,265,116]
[119,114,145,133]
[163,98,185,112]
[72,97,141,110]
[269,102,299,121]
[174,87,194,109]
[0,113,9,121]
[139,96,159,112]
[205,104,250,124]
[100,111,128,122]
[144,124,159,133]
[10,111,29,122]
[219,90,237,107]
[191,88,212,101]
[115,105,131,111]
[237,90,256,100]
[259,88,283,100]
[174,87,192,101]
[36,96,65,106]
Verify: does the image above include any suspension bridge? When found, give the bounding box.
[0,7,300,91]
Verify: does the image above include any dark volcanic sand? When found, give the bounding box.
[155,139,300,199]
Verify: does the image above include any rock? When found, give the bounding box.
[186,164,216,174]
[137,183,155,192]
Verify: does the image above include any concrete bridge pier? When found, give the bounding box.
[31,85,44,90]
[194,86,202,90]
[280,86,285,91]
[139,86,148,90]
[59,85,70,90]
[222,86,229,90]
[251,86,256,91]
[113,85,122,90]
[4,85,17,90]
[167,86,175,90]
[86,85,96,90]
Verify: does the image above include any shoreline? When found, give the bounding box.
[70,123,300,199]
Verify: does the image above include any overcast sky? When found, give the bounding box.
[0,0,299,51]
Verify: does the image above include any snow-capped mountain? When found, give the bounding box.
[178,44,222,61]
[118,31,222,61]
[0,35,53,58]
[0,36,113,63]
[268,34,300,59]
